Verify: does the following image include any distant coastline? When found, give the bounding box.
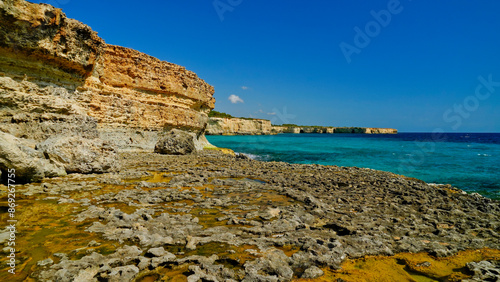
[206,111,397,135]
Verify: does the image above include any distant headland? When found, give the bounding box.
[1,2,498,282]
[206,111,397,135]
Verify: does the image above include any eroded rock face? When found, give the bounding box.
[0,131,66,182]
[0,0,215,181]
[206,118,398,135]
[0,0,214,151]
[36,135,120,173]
[154,129,196,155]
[206,117,274,135]
[83,44,214,140]
[364,127,398,134]
[282,126,398,134]
[0,0,104,83]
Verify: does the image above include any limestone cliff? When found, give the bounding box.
[0,0,214,151]
[327,127,397,134]
[206,117,276,135]
[206,117,397,135]
[364,127,398,134]
[279,126,397,134]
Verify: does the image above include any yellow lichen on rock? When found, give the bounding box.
[299,249,500,282]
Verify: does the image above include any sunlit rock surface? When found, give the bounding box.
[0,0,214,152]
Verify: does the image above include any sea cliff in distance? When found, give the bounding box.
[0,1,498,282]
[206,111,397,135]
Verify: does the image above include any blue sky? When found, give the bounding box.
[36,0,500,132]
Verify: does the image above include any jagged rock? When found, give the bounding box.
[37,258,54,267]
[144,247,177,267]
[464,260,500,282]
[136,257,151,270]
[0,131,66,182]
[0,0,215,154]
[186,235,198,250]
[146,247,167,258]
[301,266,324,279]
[206,117,273,135]
[107,265,139,282]
[36,135,120,174]
[27,151,500,281]
[244,249,293,281]
[187,265,220,282]
[154,130,196,155]
[39,246,143,281]
[150,253,176,268]
[235,152,250,160]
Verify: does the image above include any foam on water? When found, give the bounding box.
[207,133,500,199]
[237,152,264,160]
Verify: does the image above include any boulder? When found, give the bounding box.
[36,136,120,174]
[465,261,500,281]
[0,131,66,182]
[146,247,167,258]
[205,117,273,135]
[301,266,324,279]
[244,249,293,281]
[107,265,139,282]
[154,129,196,155]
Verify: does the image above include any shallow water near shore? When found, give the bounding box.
[207,132,500,199]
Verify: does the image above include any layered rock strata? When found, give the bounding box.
[206,117,397,135]
[281,126,397,134]
[206,117,277,135]
[0,0,214,150]
[0,0,214,180]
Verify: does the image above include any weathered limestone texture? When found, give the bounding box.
[36,135,120,173]
[0,0,214,146]
[206,117,274,135]
[86,44,215,144]
[0,131,66,182]
[206,117,397,135]
[154,129,196,155]
[0,0,215,180]
[280,126,397,134]
[0,0,215,145]
[364,127,398,134]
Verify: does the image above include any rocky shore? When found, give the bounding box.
[0,0,214,183]
[0,1,499,281]
[1,150,499,281]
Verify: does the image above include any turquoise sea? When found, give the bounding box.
[207,133,500,200]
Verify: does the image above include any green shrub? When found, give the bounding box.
[208,110,234,118]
